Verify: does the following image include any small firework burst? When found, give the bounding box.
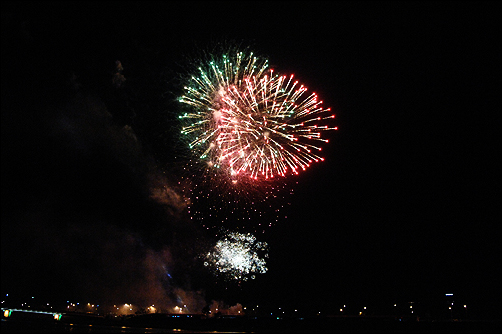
[204,231,268,281]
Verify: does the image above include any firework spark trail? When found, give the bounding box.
[204,231,268,281]
[179,51,337,183]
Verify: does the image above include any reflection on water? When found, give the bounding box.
[2,316,501,333]
[2,319,240,333]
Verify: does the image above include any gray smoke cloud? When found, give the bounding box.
[1,83,208,312]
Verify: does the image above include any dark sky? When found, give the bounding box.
[1,1,500,319]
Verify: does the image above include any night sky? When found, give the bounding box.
[1,1,500,320]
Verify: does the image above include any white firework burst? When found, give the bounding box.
[204,231,268,281]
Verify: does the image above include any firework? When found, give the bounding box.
[179,51,336,182]
[178,170,293,233]
[204,231,268,281]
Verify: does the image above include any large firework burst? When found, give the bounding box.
[179,51,336,182]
